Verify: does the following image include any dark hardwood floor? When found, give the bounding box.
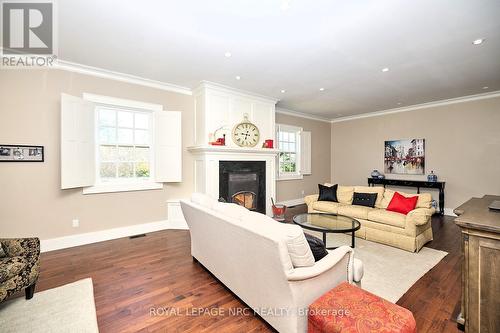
[31,206,461,333]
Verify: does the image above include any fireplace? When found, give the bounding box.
[219,161,266,214]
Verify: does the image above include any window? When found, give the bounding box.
[61,93,182,194]
[276,124,303,180]
[97,106,153,183]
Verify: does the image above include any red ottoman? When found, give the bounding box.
[308,282,416,333]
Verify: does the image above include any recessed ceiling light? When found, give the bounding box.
[319,88,325,91]
[382,67,389,72]
[482,86,489,90]
[281,89,286,93]
[224,52,232,57]
[235,76,241,80]
[472,39,484,45]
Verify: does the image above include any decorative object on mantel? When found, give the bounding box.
[384,139,425,175]
[232,113,260,147]
[0,145,44,162]
[427,170,438,182]
[262,139,274,148]
[209,126,228,146]
[271,197,286,222]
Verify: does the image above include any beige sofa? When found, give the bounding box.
[305,184,435,252]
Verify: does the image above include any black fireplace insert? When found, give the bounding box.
[219,161,266,214]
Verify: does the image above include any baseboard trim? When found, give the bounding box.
[40,219,187,253]
[276,198,305,207]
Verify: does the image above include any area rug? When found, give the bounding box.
[307,232,448,303]
[0,278,99,333]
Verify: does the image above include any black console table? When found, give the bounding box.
[367,178,445,215]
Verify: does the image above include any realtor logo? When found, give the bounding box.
[1,1,56,67]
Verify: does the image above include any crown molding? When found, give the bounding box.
[331,90,500,123]
[275,107,332,123]
[194,80,279,104]
[54,60,192,95]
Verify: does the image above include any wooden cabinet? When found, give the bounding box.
[454,195,500,333]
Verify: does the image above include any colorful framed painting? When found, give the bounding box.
[384,139,424,175]
[0,145,44,162]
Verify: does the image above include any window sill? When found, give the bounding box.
[277,174,303,181]
[82,182,163,195]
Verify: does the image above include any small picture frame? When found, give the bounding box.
[0,145,44,162]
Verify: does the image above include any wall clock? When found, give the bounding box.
[232,114,260,147]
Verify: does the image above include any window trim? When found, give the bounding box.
[276,124,303,181]
[82,93,164,194]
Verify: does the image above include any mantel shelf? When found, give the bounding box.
[187,145,280,155]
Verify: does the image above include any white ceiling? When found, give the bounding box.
[58,0,500,118]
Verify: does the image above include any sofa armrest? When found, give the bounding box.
[304,194,319,207]
[0,238,40,259]
[406,208,435,226]
[286,246,362,282]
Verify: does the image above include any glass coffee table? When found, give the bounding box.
[292,213,361,249]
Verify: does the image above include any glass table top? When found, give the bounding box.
[292,213,361,232]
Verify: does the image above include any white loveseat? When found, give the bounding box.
[180,193,363,333]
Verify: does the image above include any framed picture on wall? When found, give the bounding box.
[384,139,424,175]
[0,145,44,162]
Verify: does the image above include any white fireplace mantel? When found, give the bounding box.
[187,145,279,155]
[189,83,279,216]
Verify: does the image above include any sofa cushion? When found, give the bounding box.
[318,184,338,202]
[0,256,27,283]
[212,202,248,220]
[354,186,385,208]
[337,186,354,204]
[241,212,315,268]
[367,209,406,228]
[337,205,373,220]
[381,189,432,209]
[312,201,344,214]
[352,192,378,208]
[304,233,328,262]
[282,225,315,268]
[191,193,217,210]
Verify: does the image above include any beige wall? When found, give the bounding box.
[275,113,331,202]
[331,96,500,209]
[0,69,195,239]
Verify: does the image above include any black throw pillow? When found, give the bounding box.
[352,192,378,208]
[304,233,328,261]
[318,184,338,202]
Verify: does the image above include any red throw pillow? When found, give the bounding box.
[386,192,418,215]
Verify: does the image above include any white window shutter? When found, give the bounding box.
[155,111,182,182]
[60,94,96,189]
[300,131,312,175]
